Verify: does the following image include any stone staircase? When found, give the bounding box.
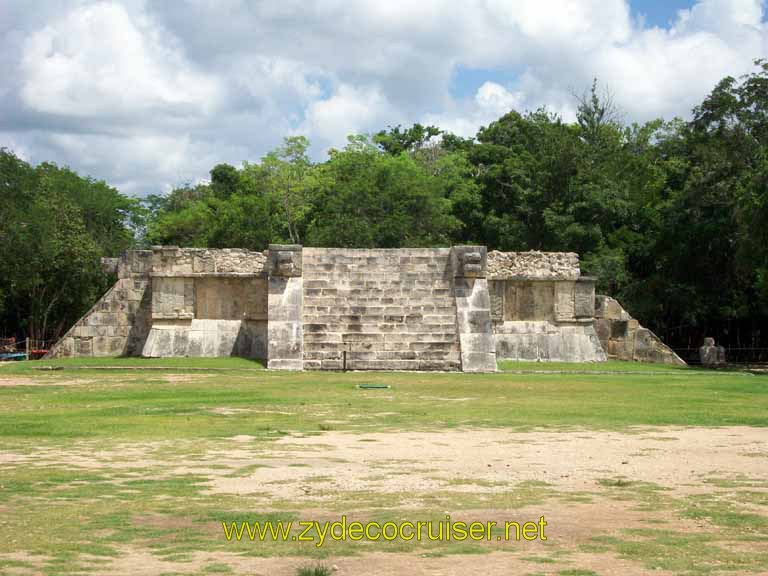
[302,248,461,370]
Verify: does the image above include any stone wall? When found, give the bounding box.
[452,246,497,372]
[301,248,464,371]
[151,247,267,275]
[45,251,152,358]
[49,245,683,369]
[142,247,268,359]
[142,320,266,359]
[487,251,580,280]
[267,245,304,370]
[489,276,606,362]
[594,295,685,365]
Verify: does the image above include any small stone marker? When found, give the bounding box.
[699,337,726,367]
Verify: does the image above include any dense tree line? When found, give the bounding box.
[2,61,767,352]
[0,153,139,341]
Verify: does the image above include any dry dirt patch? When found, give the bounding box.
[94,549,673,576]
[3,427,767,575]
[164,373,218,384]
[0,376,95,387]
[208,427,768,500]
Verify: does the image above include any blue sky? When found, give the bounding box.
[450,1,698,102]
[0,0,764,196]
[634,0,697,27]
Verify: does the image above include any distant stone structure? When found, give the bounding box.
[46,245,684,370]
[699,337,727,367]
[594,296,686,366]
[488,251,605,363]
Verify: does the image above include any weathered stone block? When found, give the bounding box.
[611,320,628,338]
[699,337,726,366]
[574,277,596,318]
[487,250,580,280]
[454,278,496,372]
[452,245,487,278]
[108,337,124,354]
[594,319,610,342]
[75,337,93,355]
[268,244,303,277]
[193,251,216,273]
[267,273,303,369]
[554,281,576,321]
[506,281,555,321]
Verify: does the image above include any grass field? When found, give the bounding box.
[0,359,766,575]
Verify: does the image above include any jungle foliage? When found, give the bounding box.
[2,61,768,346]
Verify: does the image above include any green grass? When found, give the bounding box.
[7,356,265,371]
[10,357,694,373]
[0,358,766,575]
[498,359,694,372]
[296,563,333,576]
[613,529,768,574]
[0,359,765,441]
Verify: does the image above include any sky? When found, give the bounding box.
[0,0,766,197]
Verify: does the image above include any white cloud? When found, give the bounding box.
[676,0,764,34]
[19,2,220,120]
[475,82,525,118]
[0,0,766,195]
[589,1,765,120]
[423,0,766,134]
[423,82,526,137]
[302,83,396,148]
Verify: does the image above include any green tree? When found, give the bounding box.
[210,163,239,199]
[374,123,441,155]
[639,59,768,336]
[0,149,132,341]
[146,161,276,251]
[206,194,272,250]
[260,136,314,244]
[305,135,459,247]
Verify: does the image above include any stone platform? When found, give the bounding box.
[46,245,683,370]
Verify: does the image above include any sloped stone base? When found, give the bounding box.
[494,321,607,362]
[142,319,266,359]
[594,296,685,365]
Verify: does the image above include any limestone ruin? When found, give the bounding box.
[46,245,685,370]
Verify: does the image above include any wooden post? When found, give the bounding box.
[25,337,30,360]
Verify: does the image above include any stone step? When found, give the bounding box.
[305,311,454,320]
[303,347,461,359]
[306,333,460,344]
[304,337,458,349]
[304,297,454,306]
[306,334,459,351]
[303,347,461,360]
[304,319,457,329]
[305,329,458,340]
[304,332,459,343]
[303,278,453,286]
[302,277,452,283]
[304,298,455,307]
[306,312,456,323]
[304,309,457,317]
[304,358,461,371]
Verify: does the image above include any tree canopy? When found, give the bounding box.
[0,150,139,340]
[2,61,768,350]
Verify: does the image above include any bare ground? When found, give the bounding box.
[2,427,767,574]
[207,427,768,500]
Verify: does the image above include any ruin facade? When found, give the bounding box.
[46,245,684,369]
